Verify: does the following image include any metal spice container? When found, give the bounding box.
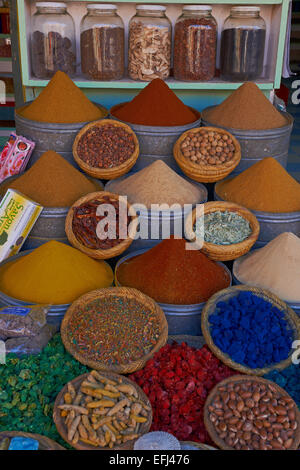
[128,5,171,81]
[80,4,124,80]
[174,5,217,81]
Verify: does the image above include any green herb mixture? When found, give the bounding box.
[195,210,251,245]
[0,334,89,447]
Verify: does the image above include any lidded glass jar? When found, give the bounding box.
[80,4,125,80]
[174,5,217,81]
[128,5,171,81]
[220,6,266,81]
[31,2,76,78]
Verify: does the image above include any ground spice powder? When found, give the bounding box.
[216,157,300,213]
[111,78,197,126]
[205,82,287,130]
[108,160,205,208]
[0,241,113,304]
[233,232,300,303]
[17,71,104,123]
[2,150,102,207]
[117,237,230,304]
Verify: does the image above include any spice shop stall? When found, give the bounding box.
[0,0,299,453]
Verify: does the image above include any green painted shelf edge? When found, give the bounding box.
[0,34,10,39]
[23,78,276,91]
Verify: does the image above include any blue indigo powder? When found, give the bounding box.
[264,365,300,409]
[209,291,294,369]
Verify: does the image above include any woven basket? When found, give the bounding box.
[180,441,217,450]
[201,285,300,376]
[173,127,241,183]
[0,431,65,450]
[185,201,260,261]
[61,286,168,374]
[53,371,152,451]
[204,375,300,450]
[73,119,139,180]
[65,191,138,260]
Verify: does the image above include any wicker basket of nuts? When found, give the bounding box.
[53,370,152,450]
[173,127,241,183]
[204,375,300,450]
[73,119,139,180]
[65,191,138,260]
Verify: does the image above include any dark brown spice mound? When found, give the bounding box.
[77,124,136,168]
[72,196,131,250]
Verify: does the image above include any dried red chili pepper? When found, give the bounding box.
[130,343,237,444]
[72,195,131,249]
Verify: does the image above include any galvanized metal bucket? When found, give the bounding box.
[110,103,201,172]
[214,186,300,247]
[0,176,103,250]
[232,271,300,318]
[15,102,108,169]
[0,250,113,326]
[115,248,232,335]
[105,176,208,252]
[201,106,293,174]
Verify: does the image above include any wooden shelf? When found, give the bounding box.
[24,77,275,91]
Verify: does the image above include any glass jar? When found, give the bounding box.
[128,5,171,81]
[174,5,217,81]
[220,6,266,81]
[80,4,124,80]
[31,2,76,78]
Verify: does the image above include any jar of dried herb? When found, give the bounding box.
[173,5,217,81]
[80,4,125,80]
[128,5,172,81]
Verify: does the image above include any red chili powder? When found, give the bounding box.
[117,237,230,304]
[111,79,198,126]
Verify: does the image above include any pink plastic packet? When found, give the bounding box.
[0,132,17,165]
[0,134,35,183]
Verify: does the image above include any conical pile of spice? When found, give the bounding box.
[205,82,287,130]
[108,160,205,208]
[1,150,101,207]
[0,241,113,304]
[233,232,300,303]
[117,237,231,304]
[111,78,197,126]
[216,157,300,213]
[17,71,105,123]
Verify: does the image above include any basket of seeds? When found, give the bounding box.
[65,191,138,260]
[61,287,168,374]
[53,370,152,450]
[173,127,241,183]
[185,201,260,261]
[73,119,139,180]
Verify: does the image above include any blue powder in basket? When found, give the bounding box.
[209,291,293,369]
[264,365,300,409]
